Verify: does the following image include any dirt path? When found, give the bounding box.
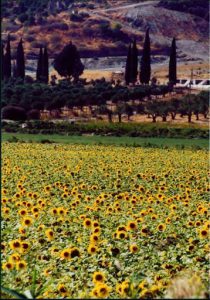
[93,1,158,13]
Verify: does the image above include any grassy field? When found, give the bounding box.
[2,132,209,149]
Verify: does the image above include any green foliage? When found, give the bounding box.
[53,42,84,81]
[140,29,151,84]
[169,38,176,85]
[2,120,208,139]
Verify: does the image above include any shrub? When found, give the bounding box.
[2,106,27,121]
[70,14,84,22]
[27,109,40,120]
[25,35,35,43]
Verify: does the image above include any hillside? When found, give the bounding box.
[1,0,209,61]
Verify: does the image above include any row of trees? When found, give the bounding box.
[125,29,177,85]
[1,77,208,123]
[2,29,176,86]
[1,35,50,84]
[1,35,84,84]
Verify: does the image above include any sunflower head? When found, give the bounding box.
[83,218,92,228]
[127,221,137,231]
[88,244,98,255]
[96,283,111,298]
[129,244,138,253]
[93,271,106,284]
[70,247,80,259]
[16,260,27,270]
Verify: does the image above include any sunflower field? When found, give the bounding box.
[1,142,209,299]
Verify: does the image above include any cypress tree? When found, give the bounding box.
[16,38,25,79]
[1,43,4,81]
[131,38,138,85]
[43,46,49,84]
[140,28,151,84]
[169,37,177,85]
[36,46,43,81]
[4,35,12,79]
[125,44,132,85]
[13,61,17,78]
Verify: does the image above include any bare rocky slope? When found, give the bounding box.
[2,0,209,62]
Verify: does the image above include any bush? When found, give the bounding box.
[70,14,84,22]
[18,13,28,23]
[31,41,45,48]
[25,35,35,43]
[2,106,27,121]
[27,109,40,120]
[47,22,69,30]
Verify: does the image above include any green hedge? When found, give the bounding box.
[2,121,208,139]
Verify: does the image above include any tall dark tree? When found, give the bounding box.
[4,35,12,79]
[140,28,151,84]
[13,61,17,78]
[16,38,25,79]
[131,38,138,84]
[36,46,43,82]
[125,44,132,85]
[53,42,84,81]
[43,46,49,84]
[169,37,177,85]
[1,43,4,81]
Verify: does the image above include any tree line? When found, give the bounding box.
[1,35,84,84]
[2,29,177,86]
[1,77,208,123]
[2,35,49,83]
[124,29,177,86]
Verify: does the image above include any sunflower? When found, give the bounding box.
[96,283,111,298]
[9,240,21,251]
[127,221,137,231]
[90,234,100,244]
[187,244,195,252]
[20,242,30,253]
[117,225,127,232]
[116,283,123,295]
[157,224,166,232]
[60,249,71,260]
[121,282,129,296]
[18,227,26,235]
[45,229,54,241]
[92,221,100,228]
[58,284,68,297]
[137,217,143,223]
[93,271,106,284]
[129,244,138,253]
[43,268,52,277]
[22,217,33,227]
[93,227,101,235]
[50,246,60,257]
[31,206,39,214]
[18,209,27,217]
[51,208,58,215]
[70,247,80,258]
[141,226,149,236]
[38,224,45,231]
[2,262,14,271]
[90,287,99,298]
[16,260,27,270]
[83,218,92,228]
[3,207,10,215]
[58,207,66,216]
[117,230,128,239]
[199,228,208,239]
[9,253,21,263]
[88,244,98,255]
